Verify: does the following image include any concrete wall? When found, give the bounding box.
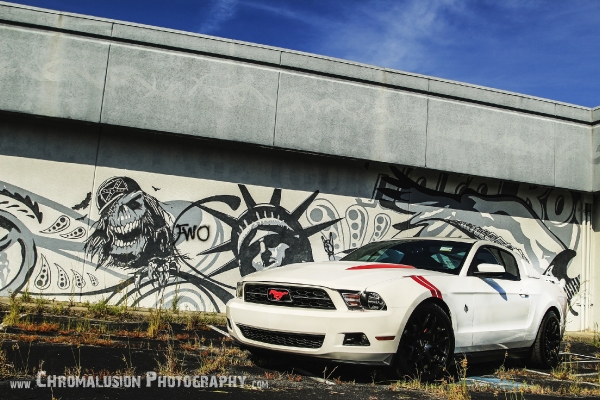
[0,115,587,330]
[0,1,597,192]
[0,2,595,330]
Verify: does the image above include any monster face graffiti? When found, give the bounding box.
[84,177,177,288]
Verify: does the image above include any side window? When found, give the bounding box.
[499,250,520,281]
[469,247,521,280]
[468,247,501,275]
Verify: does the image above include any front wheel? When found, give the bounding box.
[528,310,561,369]
[394,302,454,381]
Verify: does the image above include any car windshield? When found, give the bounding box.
[340,240,473,275]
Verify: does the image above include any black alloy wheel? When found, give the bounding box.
[395,303,454,381]
[529,311,561,369]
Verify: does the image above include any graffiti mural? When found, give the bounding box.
[0,161,585,326]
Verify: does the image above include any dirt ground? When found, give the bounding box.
[0,297,599,400]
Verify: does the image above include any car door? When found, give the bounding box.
[467,246,531,350]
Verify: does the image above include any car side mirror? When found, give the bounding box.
[474,263,505,277]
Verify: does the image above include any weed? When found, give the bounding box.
[20,287,32,303]
[446,357,470,400]
[324,365,338,383]
[16,322,59,333]
[0,346,15,378]
[495,352,509,379]
[147,308,164,338]
[157,336,184,375]
[171,285,181,314]
[593,322,600,348]
[86,298,125,319]
[70,346,82,377]
[552,343,578,381]
[3,292,22,326]
[34,295,48,314]
[264,371,279,380]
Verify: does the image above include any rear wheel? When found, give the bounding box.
[528,310,561,369]
[394,302,454,381]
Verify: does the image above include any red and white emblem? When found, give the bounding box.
[267,288,292,302]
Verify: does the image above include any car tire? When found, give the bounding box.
[394,302,454,382]
[528,310,561,369]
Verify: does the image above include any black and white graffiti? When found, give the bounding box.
[0,164,586,321]
[84,177,178,289]
[374,166,582,312]
[197,185,341,277]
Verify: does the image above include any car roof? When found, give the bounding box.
[382,237,479,244]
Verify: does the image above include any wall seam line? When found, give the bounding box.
[424,81,430,168]
[82,22,113,303]
[272,52,282,147]
[98,23,113,124]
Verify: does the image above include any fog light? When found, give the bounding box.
[343,332,370,346]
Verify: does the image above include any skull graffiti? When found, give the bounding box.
[106,190,147,263]
[85,177,177,289]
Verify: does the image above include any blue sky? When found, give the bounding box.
[9,0,600,107]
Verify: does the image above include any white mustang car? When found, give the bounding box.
[226,238,567,379]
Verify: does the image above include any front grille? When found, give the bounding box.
[237,324,325,349]
[244,283,336,310]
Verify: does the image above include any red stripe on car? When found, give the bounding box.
[410,276,443,299]
[346,264,415,270]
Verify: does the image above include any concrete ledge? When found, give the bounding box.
[593,126,600,192]
[112,23,281,65]
[0,1,597,192]
[593,107,600,124]
[0,1,595,124]
[556,103,593,123]
[0,1,112,36]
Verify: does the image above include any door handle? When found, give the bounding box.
[519,288,529,298]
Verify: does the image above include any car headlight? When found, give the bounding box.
[340,292,362,309]
[340,291,386,310]
[236,282,244,299]
[360,291,387,310]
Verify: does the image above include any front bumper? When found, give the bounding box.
[226,297,407,366]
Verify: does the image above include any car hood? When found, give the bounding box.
[241,261,451,290]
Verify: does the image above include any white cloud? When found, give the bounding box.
[319,0,461,72]
[199,0,238,34]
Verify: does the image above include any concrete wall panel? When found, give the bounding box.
[554,122,592,191]
[274,72,428,166]
[95,128,377,199]
[426,99,555,186]
[0,25,109,121]
[101,44,279,146]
